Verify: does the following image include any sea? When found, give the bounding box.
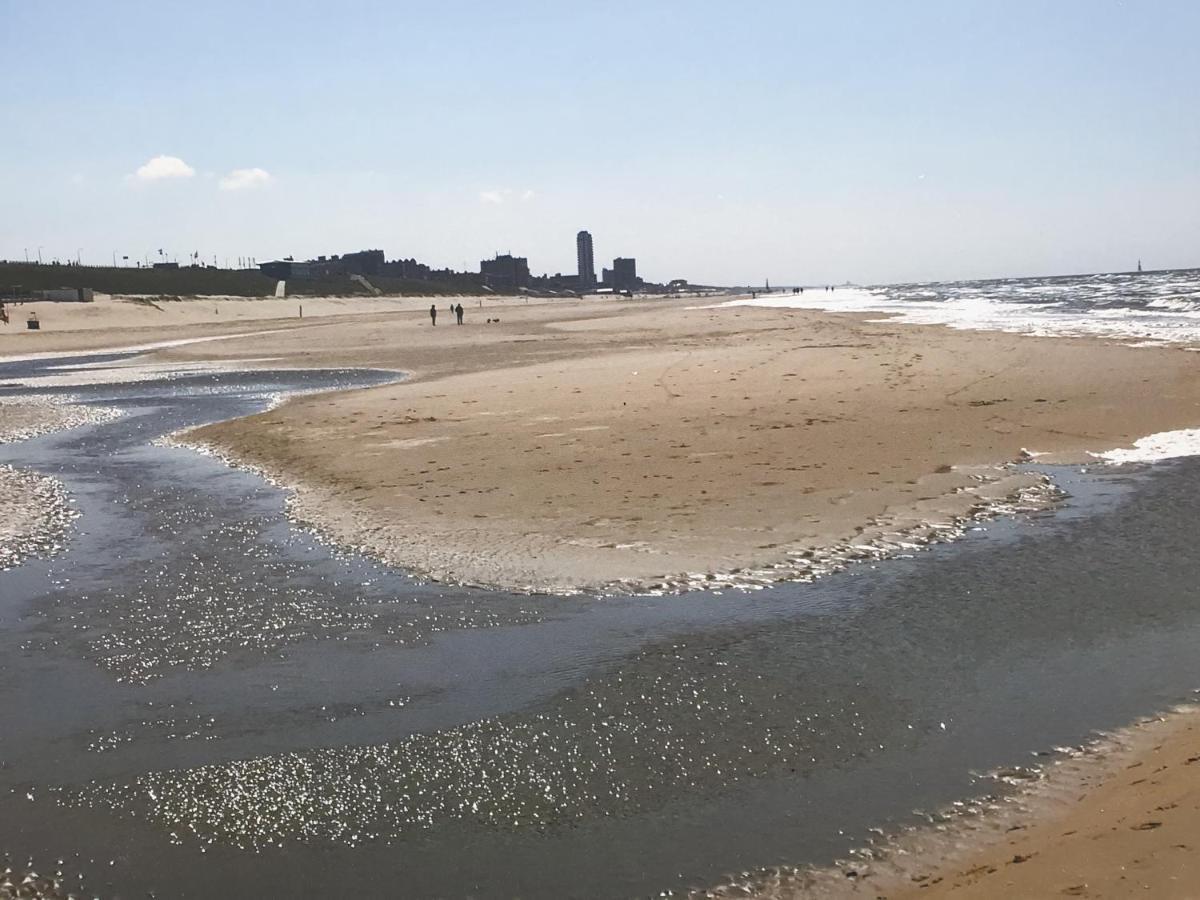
[726,266,1200,346]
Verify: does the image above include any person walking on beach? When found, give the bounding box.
[455,302,464,325]
[430,304,437,325]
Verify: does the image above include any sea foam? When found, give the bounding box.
[1092,429,1200,464]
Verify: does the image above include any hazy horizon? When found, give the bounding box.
[3,0,1197,286]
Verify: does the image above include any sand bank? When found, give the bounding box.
[0,397,119,442]
[168,298,1200,593]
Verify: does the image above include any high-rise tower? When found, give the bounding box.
[576,230,596,289]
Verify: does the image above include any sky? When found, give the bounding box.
[2,0,1198,286]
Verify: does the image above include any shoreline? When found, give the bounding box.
[699,701,1200,899]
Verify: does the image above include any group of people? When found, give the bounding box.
[430,302,465,325]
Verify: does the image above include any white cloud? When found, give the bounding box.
[479,188,535,205]
[219,167,273,191]
[134,155,195,181]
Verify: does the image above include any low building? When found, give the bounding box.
[480,254,530,291]
[36,287,94,302]
[612,257,638,291]
[338,249,385,276]
[261,249,386,281]
[383,258,433,280]
[258,259,312,280]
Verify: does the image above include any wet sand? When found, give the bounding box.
[884,708,1200,899]
[705,707,1200,899]
[0,398,108,443]
[0,461,76,571]
[0,399,116,569]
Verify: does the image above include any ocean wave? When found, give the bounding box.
[722,268,1200,345]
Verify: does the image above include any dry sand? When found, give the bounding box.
[0,291,537,359]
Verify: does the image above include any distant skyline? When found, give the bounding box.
[2,0,1198,285]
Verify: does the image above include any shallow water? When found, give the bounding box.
[1,354,1199,898]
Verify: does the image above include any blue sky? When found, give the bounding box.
[2,0,1197,284]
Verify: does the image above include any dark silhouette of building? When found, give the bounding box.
[260,249,384,280]
[383,257,432,279]
[338,249,385,276]
[259,258,310,279]
[612,257,637,291]
[480,253,530,291]
[576,230,596,289]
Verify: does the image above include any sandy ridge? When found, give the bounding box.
[168,424,1061,595]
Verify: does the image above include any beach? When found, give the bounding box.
[158,296,1200,594]
[3,290,1200,896]
[16,291,1200,593]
